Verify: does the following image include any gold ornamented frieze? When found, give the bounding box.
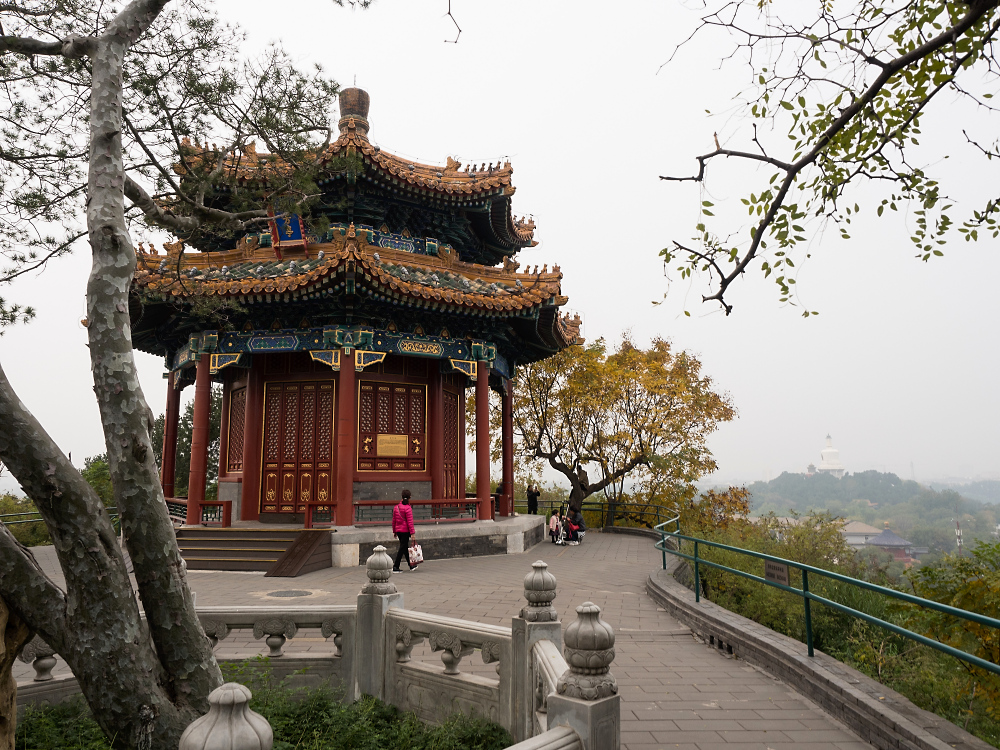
[398,340,443,356]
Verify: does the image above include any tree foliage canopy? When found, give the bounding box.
[907,541,1000,720]
[494,337,735,511]
[663,0,1000,314]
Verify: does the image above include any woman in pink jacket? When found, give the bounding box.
[391,489,417,572]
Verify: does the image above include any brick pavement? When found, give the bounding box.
[15,533,869,750]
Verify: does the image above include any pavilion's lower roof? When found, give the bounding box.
[129,223,581,363]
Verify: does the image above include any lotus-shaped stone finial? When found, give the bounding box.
[557,602,617,700]
[362,544,397,594]
[521,560,558,622]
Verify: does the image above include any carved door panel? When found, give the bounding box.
[260,380,335,514]
[443,390,459,498]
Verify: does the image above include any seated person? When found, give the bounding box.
[566,510,587,544]
[565,510,585,545]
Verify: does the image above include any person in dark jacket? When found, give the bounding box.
[391,489,417,572]
[566,509,586,545]
[526,484,540,515]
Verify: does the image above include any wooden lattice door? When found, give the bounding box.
[443,390,459,498]
[260,381,335,514]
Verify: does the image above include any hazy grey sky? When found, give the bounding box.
[2,0,997,494]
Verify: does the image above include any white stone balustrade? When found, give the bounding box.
[383,607,514,726]
[530,639,568,732]
[195,605,357,658]
[21,551,617,750]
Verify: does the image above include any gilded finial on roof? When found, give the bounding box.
[445,156,461,172]
[338,88,371,137]
[164,239,184,256]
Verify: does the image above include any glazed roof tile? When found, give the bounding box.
[132,225,565,317]
[865,528,912,548]
[176,127,535,246]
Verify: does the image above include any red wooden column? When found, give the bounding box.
[186,354,212,525]
[500,377,514,517]
[161,373,181,498]
[429,364,445,499]
[475,360,491,520]
[335,348,356,526]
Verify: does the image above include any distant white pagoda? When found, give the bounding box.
[816,434,845,479]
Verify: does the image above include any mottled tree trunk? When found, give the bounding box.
[81,1,222,742]
[0,598,31,750]
[0,1,221,748]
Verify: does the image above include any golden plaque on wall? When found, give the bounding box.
[377,434,409,457]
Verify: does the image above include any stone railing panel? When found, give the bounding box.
[530,639,568,734]
[507,725,582,750]
[384,608,513,730]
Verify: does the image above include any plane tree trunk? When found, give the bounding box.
[0,1,222,747]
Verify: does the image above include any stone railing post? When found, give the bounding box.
[353,545,403,702]
[511,560,562,742]
[17,635,56,681]
[179,682,272,750]
[547,602,620,750]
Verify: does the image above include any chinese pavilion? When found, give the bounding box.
[129,89,580,528]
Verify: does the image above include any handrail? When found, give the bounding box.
[1,507,119,529]
[654,513,1000,677]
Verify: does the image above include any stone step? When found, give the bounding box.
[182,556,277,571]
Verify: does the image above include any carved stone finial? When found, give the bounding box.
[18,635,57,681]
[362,545,397,595]
[556,602,617,700]
[521,560,558,622]
[179,682,273,750]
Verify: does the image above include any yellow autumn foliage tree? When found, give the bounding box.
[475,336,735,516]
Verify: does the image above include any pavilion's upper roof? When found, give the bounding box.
[176,88,536,264]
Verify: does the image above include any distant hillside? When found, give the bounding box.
[928,480,1000,505]
[745,470,998,554]
[748,469,936,513]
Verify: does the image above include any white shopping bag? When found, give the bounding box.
[408,543,424,566]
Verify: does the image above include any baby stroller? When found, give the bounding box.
[553,521,568,545]
[552,509,568,545]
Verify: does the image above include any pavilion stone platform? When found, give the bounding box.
[326,514,545,567]
[173,514,546,573]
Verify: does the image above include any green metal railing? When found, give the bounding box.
[512,497,673,529]
[654,511,1000,676]
[1,507,120,532]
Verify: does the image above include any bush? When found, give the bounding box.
[685,513,1000,748]
[16,662,514,750]
[0,493,50,547]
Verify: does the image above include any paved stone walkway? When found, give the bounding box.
[16,532,869,750]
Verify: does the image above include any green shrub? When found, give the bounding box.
[0,493,50,547]
[14,699,112,749]
[687,515,1000,748]
[17,662,513,750]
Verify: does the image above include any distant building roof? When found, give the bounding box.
[865,528,912,548]
[842,520,881,534]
